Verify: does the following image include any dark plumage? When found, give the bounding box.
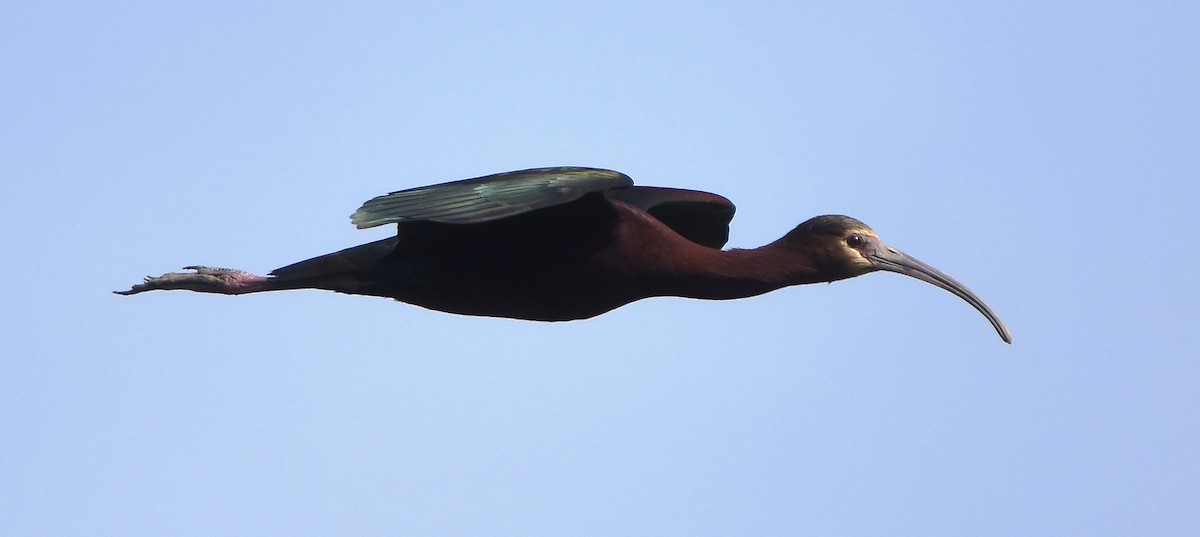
[117,167,1010,342]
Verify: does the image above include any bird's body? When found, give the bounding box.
[119,167,1011,342]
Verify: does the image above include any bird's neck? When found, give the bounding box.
[649,242,827,301]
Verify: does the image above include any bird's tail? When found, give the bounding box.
[266,236,400,292]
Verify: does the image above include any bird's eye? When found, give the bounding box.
[846,234,864,248]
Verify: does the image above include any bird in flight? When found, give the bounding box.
[118,167,1011,343]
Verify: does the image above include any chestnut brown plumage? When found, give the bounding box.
[117,167,1011,343]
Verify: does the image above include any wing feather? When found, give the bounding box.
[350,167,633,228]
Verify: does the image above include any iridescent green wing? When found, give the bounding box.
[350,167,633,228]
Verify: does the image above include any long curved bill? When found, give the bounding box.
[867,244,1012,343]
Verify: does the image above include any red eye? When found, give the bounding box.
[846,234,864,247]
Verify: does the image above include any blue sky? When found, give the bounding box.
[2,1,1198,535]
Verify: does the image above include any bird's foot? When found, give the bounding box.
[115,266,270,296]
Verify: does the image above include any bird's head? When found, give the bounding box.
[784,215,1012,343]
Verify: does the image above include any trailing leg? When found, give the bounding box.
[115,266,273,296]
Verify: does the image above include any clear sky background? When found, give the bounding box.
[2,1,1197,535]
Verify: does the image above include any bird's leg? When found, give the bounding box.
[115,266,272,296]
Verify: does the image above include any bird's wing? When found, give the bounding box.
[607,186,736,249]
[350,167,634,228]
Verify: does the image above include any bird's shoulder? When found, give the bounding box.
[607,186,736,249]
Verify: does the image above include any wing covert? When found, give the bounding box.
[351,167,633,229]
